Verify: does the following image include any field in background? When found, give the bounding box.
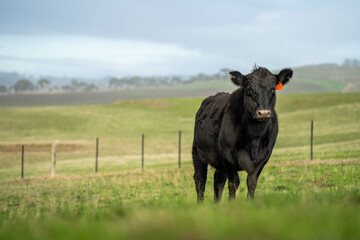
[0,92,360,239]
[1,65,360,108]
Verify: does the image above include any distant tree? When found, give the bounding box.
[62,85,71,91]
[70,79,79,91]
[219,68,232,80]
[84,83,97,92]
[121,77,132,87]
[65,79,93,91]
[171,76,182,85]
[78,81,87,89]
[353,59,360,67]
[213,73,221,80]
[342,58,360,67]
[13,79,34,92]
[343,58,351,66]
[69,79,85,91]
[109,77,120,89]
[38,78,51,89]
[130,77,142,87]
[0,85,7,93]
[188,73,210,83]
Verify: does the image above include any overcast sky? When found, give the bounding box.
[0,0,359,78]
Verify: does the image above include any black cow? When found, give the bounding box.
[192,66,293,201]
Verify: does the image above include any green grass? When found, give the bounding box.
[0,161,359,240]
[300,79,349,92]
[0,92,360,239]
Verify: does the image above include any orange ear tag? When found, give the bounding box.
[275,82,283,90]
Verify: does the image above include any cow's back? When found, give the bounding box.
[193,92,229,168]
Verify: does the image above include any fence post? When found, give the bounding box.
[21,145,24,179]
[141,134,144,172]
[51,140,58,176]
[95,137,99,173]
[311,120,314,160]
[178,130,181,168]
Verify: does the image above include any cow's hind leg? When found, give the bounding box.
[214,170,227,202]
[193,148,208,202]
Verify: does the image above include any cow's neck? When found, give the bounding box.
[245,121,270,162]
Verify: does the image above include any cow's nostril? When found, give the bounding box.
[257,110,271,119]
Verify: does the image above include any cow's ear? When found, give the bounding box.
[230,71,247,86]
[277,68,293,86]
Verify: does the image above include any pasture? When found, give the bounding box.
[0,92,360,239]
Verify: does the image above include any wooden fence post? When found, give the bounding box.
[178,130,181,168]
[141,134,144,172]
[51,140,58,176]
[311,120,314,160]
[21,145,24,179]
[95,137,99,173]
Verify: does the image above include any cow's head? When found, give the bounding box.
[230,66,293,121]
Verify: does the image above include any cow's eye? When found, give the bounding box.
[246,89,253,97]
[271,89,275,95]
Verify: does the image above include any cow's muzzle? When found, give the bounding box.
[256,110,271,120]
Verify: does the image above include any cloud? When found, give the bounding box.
[0,1,359,77]
[0,35,202,77]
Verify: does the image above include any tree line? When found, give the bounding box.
[107,68,230,90]
[342,58,360,67]
[0,68,231,94]
[0,78,98,93]
[1,57,360,94]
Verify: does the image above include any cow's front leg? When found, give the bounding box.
[246,160,269,199]
[246,173,257,199]
[223,160,239,200]
[214,169,227,202]
[238,150,257,199]
[222,150,240,200]
[228,171,240,200]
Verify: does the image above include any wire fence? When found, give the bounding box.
[1,130,190,181]
[1,120,316,181]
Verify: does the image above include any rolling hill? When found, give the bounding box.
[173,64,360,94]
[281,64,360,93]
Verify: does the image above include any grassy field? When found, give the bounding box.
[0,92,360,239]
